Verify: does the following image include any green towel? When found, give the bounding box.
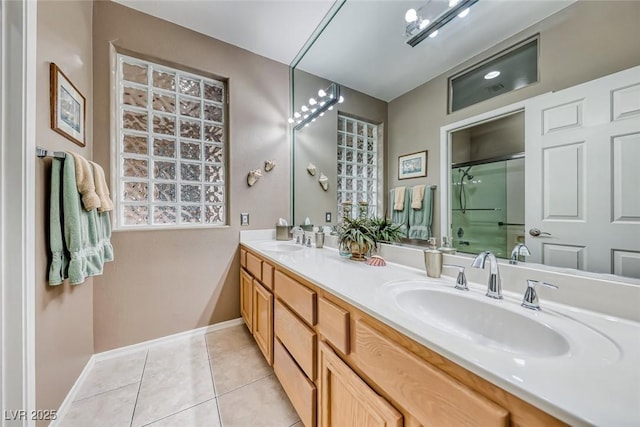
[49,155,113,285]
[408,186,433,240]
[389,188,410,238]
[48,158,68,285]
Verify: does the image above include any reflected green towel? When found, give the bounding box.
[389,188,410,238]
[49,155,113,285]
[408,187,433,240]
[48,158,68,285]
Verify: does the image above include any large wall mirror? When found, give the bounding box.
[290,0,640,281]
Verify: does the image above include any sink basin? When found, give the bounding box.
[255,241,304,254]
[385,282,570,357]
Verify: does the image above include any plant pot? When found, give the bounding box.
[350,242,370,261]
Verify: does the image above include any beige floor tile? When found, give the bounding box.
[205,324,254,357]
[59,383,138,427]
[143,398,221,427]
[144,335,209,379]
[75,350,147,400]
[209,340,272,395]
[131,354,215,427]
[217,375,299,427]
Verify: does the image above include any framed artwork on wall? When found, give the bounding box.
[398,150,427,179]
[50,63,86,147]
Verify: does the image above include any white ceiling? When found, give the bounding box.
[114,0,576,101]
[113,0,336,65]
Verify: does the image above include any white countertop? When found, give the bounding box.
[241,237,640,426]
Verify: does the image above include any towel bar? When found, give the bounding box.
[36,146,66,159]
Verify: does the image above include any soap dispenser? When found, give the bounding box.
[438,236,456,255]
[423,237,443,278]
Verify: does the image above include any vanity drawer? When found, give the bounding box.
[261,262,274,290]
[318,297,350,354]
[274,338,316,427]
[353,320,509,427]
[275,299,317,380]
[240,248,247,268]
[274,270,316,325]
[246,251,263,281]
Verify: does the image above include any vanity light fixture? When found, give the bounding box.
[289,83,342,130]
[406,0,480,47]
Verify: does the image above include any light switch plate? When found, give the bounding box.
[325,212,332,223]
[240,213,249,226]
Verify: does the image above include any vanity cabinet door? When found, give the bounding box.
[240,269,253,333]
[253,279,273,365]
[319,342,403,427]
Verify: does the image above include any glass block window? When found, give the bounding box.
[115,54,226,229]
[337,115,378,221]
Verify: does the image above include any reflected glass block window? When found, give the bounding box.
[337,115,379,221]
[116,54,226,228]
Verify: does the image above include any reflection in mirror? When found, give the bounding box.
[450,111,524,258]
[290,0,640,280]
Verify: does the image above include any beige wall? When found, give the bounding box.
[293,70,387,226]
[92,1,290,351]
[388,0,640,243]
[34,0,94,420]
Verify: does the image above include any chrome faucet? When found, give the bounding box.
[291,226,304,244]
[471,251,502,299]
[521,279,558,310]
[510,243,531,265]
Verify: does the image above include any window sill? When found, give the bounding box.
[113,224,231,232]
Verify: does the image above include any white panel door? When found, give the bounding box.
[525,66,640,276]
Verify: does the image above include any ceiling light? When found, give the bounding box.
[458,8,469,18]
[484,71,501,79]
[309,98,317,105]
[293,112,301,118]
[405,8,418,23]
[287,118,294,124]
[338,96,344,103]
[301,105,309,112]
[318,89,326,97]
[429,30,438,38]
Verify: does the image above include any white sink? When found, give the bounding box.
[382,280,620,360]
[255,241,304,254]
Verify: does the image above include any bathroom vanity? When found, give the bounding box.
[239,233,640,427]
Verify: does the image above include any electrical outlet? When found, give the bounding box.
[325,212,332,223]
[240,213,250,226]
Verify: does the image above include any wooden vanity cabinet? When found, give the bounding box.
[239,249,274,365]
[239,245,567,427]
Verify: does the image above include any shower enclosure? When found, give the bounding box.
[451,156,525,258]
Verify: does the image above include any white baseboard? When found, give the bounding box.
[93,317,244,362]
[51,318,243,426]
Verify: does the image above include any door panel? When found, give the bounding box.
[525,65,640,277]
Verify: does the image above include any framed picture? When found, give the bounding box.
[398,150,427,179]
[50,63,86,147]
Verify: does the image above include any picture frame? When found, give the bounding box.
[398,150,427,179]
[50,63,86,147]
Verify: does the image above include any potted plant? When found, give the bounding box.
[369,216,404,247]
[336,216,376,261]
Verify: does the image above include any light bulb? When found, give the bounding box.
[328,106,334,111]
[429,30,439,38]
[319,101,325,106]
[338,96,344,103]
[309,98,317,105]
[287,118,294,124]
[419,19,430,30]
[458,8,469,18]
[318,89,326,97]
[311,118,316,122]
[294,112,301,118]
[449,0,460,7]
[301,105,309,112]
[311,108,317,113]
[304,123,310,127]
[303,114,309,119]
[405,8,418,23]
[319,112,324,117]
[484,71,501,80]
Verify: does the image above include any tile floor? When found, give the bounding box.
[59,324,302,427]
